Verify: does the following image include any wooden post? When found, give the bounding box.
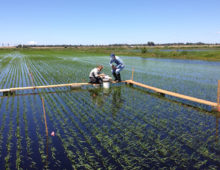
[41,97,48,137]
[217,80,220,112]
[127,68,134,86]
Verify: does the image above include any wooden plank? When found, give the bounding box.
[0,89,10,93]
[10,86,36,91]
[111,80,127,84]
[9,82,90,91]
[35,83,89,89]
[0,80,127,93]
[127,80,218,107]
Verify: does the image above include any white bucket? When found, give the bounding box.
[103,81,110,88]
[102,76,111,89]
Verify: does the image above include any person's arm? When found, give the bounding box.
[96,69,106,78]
[109,58,114,67]
[99,73,106,78]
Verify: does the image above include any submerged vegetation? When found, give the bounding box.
[0,49,220,169]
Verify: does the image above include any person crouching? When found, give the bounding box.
[109,53,125,82]
[89,65,105,84]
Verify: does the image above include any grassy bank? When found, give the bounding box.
[1,46,220,61]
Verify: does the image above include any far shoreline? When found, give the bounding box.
[1,45,220,61]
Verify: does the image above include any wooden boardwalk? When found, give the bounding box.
[0,81,127,93]
[126,80,220,111]
[0,80,219,111]
[0,82,90,93]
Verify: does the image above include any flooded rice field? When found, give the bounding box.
[0,50,220,169]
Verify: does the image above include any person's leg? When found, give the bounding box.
[111,69,117,81]
[117,73,121,82]
[89,77,96,83]
[97,77,103,84]
[115,67,123,82]
[89,77,99,84]
[93,77,103,84]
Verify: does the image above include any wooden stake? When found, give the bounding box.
[41,97,48,137]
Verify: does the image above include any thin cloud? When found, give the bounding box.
[217,31,220,34]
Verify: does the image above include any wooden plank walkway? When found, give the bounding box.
[126,80,219,109]
[0,82,90,93]
[0,80,219,111]
[0,81,127,93]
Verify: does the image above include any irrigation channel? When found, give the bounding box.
[0,51,220,169]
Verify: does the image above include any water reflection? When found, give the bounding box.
[88,87,124,117]
[111,87,123,117]
[88,88,105,107]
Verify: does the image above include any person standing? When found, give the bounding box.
[109,53,125,82]
[89,65,105,84]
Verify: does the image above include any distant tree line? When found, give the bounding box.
[16,42,220,48]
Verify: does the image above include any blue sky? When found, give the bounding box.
[0,0,220,45]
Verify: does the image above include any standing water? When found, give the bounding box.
[0,51,220,169]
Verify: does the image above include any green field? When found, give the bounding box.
[2,46,220,61]
[0,48,220,169]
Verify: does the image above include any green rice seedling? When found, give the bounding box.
[44,92,119,169]
[22,96,36,168]
[41,95,83,169]
[4,97,15,169]
[15,96,23,169]
[63,91,145,167]
[27,95,50,169]
[0,107,6,163]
